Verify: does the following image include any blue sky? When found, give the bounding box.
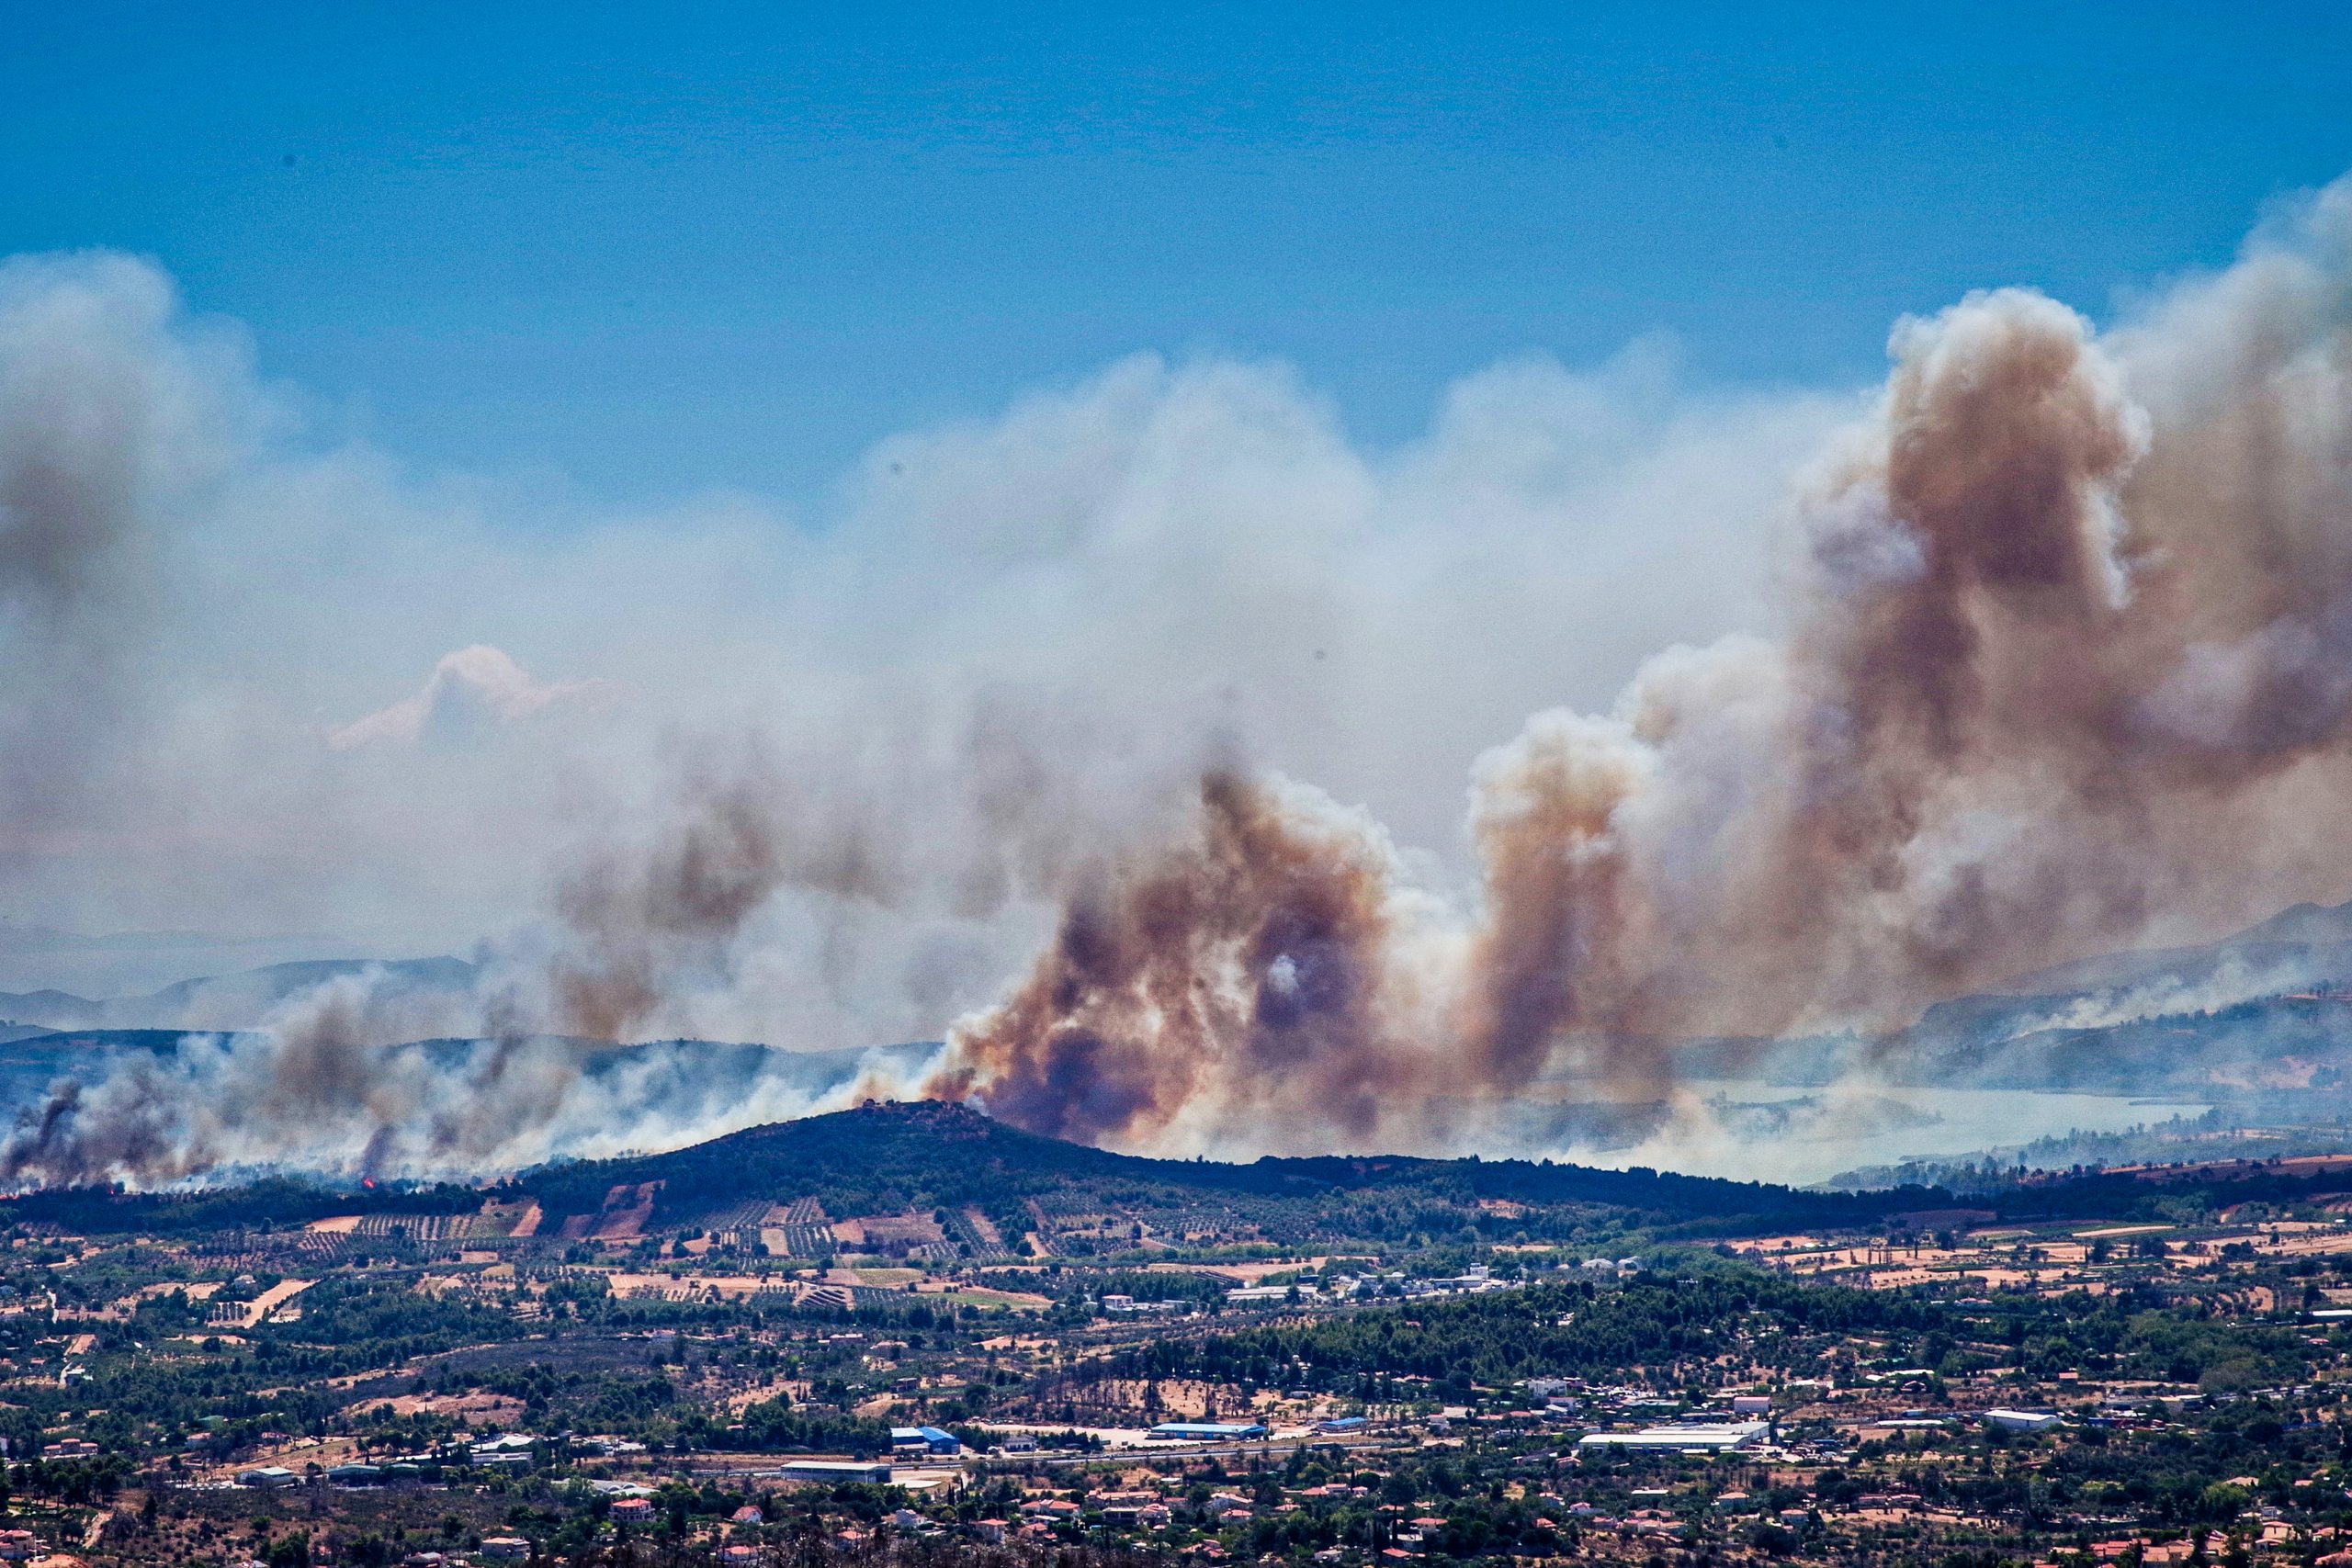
[6,2,2350,503]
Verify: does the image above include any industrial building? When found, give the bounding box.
[890,1425,963,1456]
[1983,1409,2063,1434]
[1576,1420,1770,1453]
[236,1466,300,1488]
[778,1459,896,1483]
[1147,1420,1270,1441]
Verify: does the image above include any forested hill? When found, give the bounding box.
[1,1097,1951,1241]
[515,1098,1952,1236]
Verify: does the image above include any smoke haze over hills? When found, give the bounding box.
[4,178,2352,1184]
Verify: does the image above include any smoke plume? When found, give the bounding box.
[933,770,1441,1150]
[0,970,914,1187]
[939,182,2352,1150]
[5,179,2352,1182]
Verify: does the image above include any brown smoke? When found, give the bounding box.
[1727,289,2157,1019]
[1447,281,2352,1058]
[933,769,1429,1149]
[548,752,897,1042]
[553,773,789,1042]
[1459,712,1649,1089]
[943,209,2352,1151]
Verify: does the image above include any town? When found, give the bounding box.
[0,1102,2345,1567]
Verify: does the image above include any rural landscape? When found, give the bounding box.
[5,1088,2352,1568]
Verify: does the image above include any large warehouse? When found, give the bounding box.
[1577,1420,1770,1453]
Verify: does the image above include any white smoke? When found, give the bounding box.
[0,254,1834,1034]
[2,176,2352,1182]
[1993,953,2345,1041]
[0,968,922,1186]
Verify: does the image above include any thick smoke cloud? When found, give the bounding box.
[934,770,1443,1152]
[2,180,2351,1183]
[938,181,2352,1151]
[0,255,239,844]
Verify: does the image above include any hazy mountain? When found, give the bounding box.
[1880,897,2352,1099]
[1983,897,2352,999]
[485,1098,1948,1240]
[0,923,367,997]
[0,955,478,1032]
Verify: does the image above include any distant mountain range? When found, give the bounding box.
[0,923,378,1000]
[1993,896,2352,997]
[1879,896,2352,1098]
[0,955,477,1032]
